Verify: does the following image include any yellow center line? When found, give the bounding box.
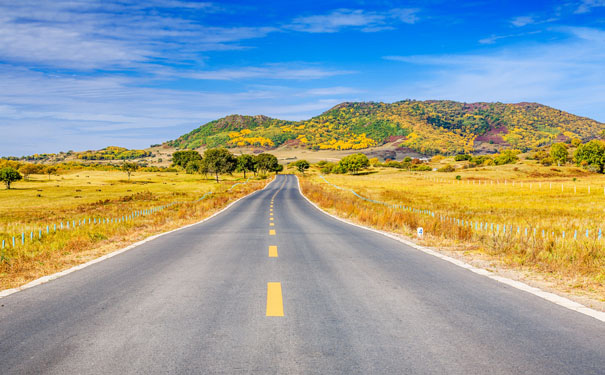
[270,213,273,216]
[269,229,276,235]
[270,222,274,226]
[266,282,284,316]
[268,245,278,257]
[270,217,274,221]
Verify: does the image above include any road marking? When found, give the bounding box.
[269,229,276,235]
[270,217,274,221]
[270,222,274,226]
[266,282,284,316]
[0,175,280,300]
[270,208,273,211]
[269,245,278,257]
[270,213,273,216]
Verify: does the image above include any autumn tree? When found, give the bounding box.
[45,166,58,180]
[19,163,41,180]
[203,148,237,182]
[550,143,568,166]
[0,167,22,189]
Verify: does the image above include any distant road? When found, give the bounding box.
[1,174,604,374]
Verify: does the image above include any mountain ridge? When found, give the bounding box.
[167,100,605,155]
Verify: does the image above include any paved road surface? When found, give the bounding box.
[1,174,604,374]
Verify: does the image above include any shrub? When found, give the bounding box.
[437,164,456,172]
[493,149,520,165]
[454,154,472,161]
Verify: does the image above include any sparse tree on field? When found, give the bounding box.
[236,154,256,178]
[550,143,568,166]
[255,153,279,175]
[45,166,58,180]
[339,153,369,174]
[122,162,139,181]
[19,164,40,180]
[203,148,237,182]
[171,150,202,169]
[0,167,22,189]
[574,140,605,173]
[291,160,310,174]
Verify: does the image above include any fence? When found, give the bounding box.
[319,176,604,242]
[1,178,252,250]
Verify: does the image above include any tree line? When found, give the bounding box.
[172,148,282,182]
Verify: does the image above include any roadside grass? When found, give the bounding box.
[300,161,605,297]
[0,170,270,290]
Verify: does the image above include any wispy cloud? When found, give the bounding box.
[287,8,419,33]
[189,65,355,80]
[510,16,535,27]
[574,0,605,14]
[383,27,605,122]
[0,1,275,70]
[304,87,362,96]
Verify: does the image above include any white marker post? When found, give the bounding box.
[417,227,424,239]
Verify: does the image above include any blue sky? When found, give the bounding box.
[0,0,604,156]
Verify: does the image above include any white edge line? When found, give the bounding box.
[295,175,605,323]
[0,176,278,299]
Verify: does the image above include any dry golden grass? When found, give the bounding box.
[0,170,270,290]
[301,160,605,297]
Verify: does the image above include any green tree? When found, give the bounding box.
[172,150,202,168]
[274,164,284,175]
[291,160,310,174]
[574,140,605,173]
[122,162,139,180]
[203,148,237,182]
[0,167,22,189]
[185,160,203,174]
[550,143,568,166]
[493,149,520,165]
[339,153,369,174]
[45,166,57,180]
[236,154,256,178]
[255,153,279,175]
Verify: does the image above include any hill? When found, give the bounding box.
[167,100,605,155]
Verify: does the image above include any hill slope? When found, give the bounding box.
[167,100,605,155]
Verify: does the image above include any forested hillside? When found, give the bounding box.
[167,100,605,155]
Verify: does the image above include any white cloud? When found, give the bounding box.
[0,1,276,70]
[287,8,419,33]
[510,16,535,27]
[383,27,605,122]
[574,0,605,14]
[189,65,355,80]
[0,65,357,155]
[304,87,362,96]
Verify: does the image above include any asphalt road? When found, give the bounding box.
[1,174,604,374]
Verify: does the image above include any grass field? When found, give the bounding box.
[301,160,605,298]
[0,170,270,290]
